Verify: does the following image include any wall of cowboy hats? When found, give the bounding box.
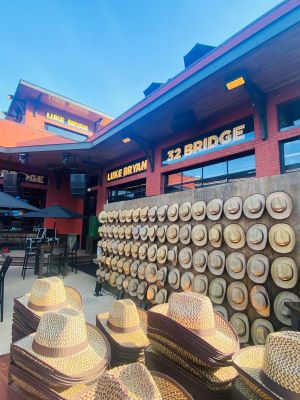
[97,171,300,345]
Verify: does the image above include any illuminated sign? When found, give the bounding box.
[106,159,147,182]
[0,170,48,185]
[162,116,255,165]
[46,112,89,132]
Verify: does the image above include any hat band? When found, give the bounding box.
[107,320,141,334]
[189,326,216,337]
[32,337,89,357]
[28,300,67,312]
[260,371,300,400]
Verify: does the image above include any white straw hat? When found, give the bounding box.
[224,224,246,249]
[271,257,298,289]
[191,224,207,246]
[250,285,270,317]
[268,223,295,253]
[167,203,179,222]
[148,205,158,222]
[246,224,267,251]
[229,313,249,344]
[192,249,207,273]
[179,224,191,245]
[243,193,265,219]
[178,247,192,269]
[224,197,243,220]
[266,191,292,220]
[180,271,194,292]
[168,268,180,290]
[250,318,274,345]
[179,202,192,222]
[227,282,248,311]
[246,254,269,284]
[157,205,168,222]
[226,252,246,280]
[207,250,225,276]
[191,274,208,295]
[274,291,300,326]
[207,199,223,220]
[208,224,222,248]
[209,278,226,304]
[191,201,206,221]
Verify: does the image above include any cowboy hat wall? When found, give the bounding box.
[156,266,168,287]
[191,224,207,246]
[271,257,298,289]
[140,206,150,222]
[179,224,192,245]
[147,284,158,303]
[132,207,141,223]
[138,243,149,260]
[246,224,267,251]
[208,224,222,248]
[132,225,141,240]
[128,278,139,297]
[274,291,300,325]
[179,202,192,222]
[191,200,206,221]
[206,198,223,220]
[167,203,179,222]
[226,252,246,280]
[138,262,147,281]
[266,191,292,219]
[137,281,148,300]
[246,254,269,284]
[168,268,180,290]
[269,223,295,253]
[157,205,168,222]
[166,224,180,244]
[224,224,246,249]
[157,225,168,243]
[167,246,178,266]
[250,318,274,345]
[180,271,194,292]
[155,288,168,304]
[145,263,158,283]
[224,196,243,220]
[191,274,208,295]
[213,305,228,321]
[148,205,158,222]
[139,225,149,241]
[250,286,270,317]
[179,247,193,269]
[157,245,168,264]
[130,260,140,277]
[207,250,225,275]
[148,225,158,242]
[192,249,207,273]
[147,244,158,262]
[229,313,249,344]
[209,278,226,304]
[227,281,248,311]
[243,193,265,219]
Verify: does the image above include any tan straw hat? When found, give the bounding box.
[224,197,243,220]
[209,278,226,304]
[128,278,139,297]
[191,224,207,246]
[191,201,206,221]
[157,245,168,264]
[130,260,140,277]
[274,291,300,326]
[192,249,207,273]
[118,226,125,239]
[226,252,246,280]
[208,224,222,248]
[167,246,178,266]
[145,263,158,283]
[191,274,208,295]
[246,254,269,284]
[178,247,192,269]
[156,266,168,287]
[107,226,114,238]
[155,288,168,304]
[117,240,126,255]
[224,224,245,249]
[179,224,191,245]
[168,268,180,289]
[116,274,126,291]
[147,284,158,303]
[112,225,119,239]
[98,211,107,223]
[213,305,228,321]
[132,207,141,223]
[179,202,192,222]
[266,191,292,220]
[140,206,149,222]
[107,211,114,223]
[227,282,248,311]
[139,225,149,241]
[157,225,167,243]
[180,271,194,292]
[166,224,179,244]
[112,240,120,254]
[123,259,132,276]
[132,225,141,240]
[229,313,249,344]
[125,225,133,240]
[271,257,298,289]
[246,224,267,251]
[148,225,158,242]
[112,210,119,221]
[148,205,158,222]
[119,209,126,223]
[124,241,133,257]
[117,257,126,273]
[105,255,112,268]
[137,281,148,300]
[269,223,295,253]
[138,242,149,260]
[157,205,168,222]
[167,203,179,222]
[147,243,158,262]
[123,276,132,292]
[207,250,225,276]
[243,193,265,219]
[207,198,223,220]
[138,262,147,281]
[131,241,140,258]
[111,255,119,271]
[250,318,274,345]
[250,285,270,317]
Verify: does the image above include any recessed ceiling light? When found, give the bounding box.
[122,137,131,143]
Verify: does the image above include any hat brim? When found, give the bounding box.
[151,371,193,400]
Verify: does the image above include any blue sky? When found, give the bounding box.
[0,0,281,118]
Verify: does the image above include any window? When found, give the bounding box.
[107,180,146,203]
[278,98,300,131]
[165,153,255,193]
[281,137,300,173]
[45,123,87,142]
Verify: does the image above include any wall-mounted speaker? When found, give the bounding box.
[3,172,20,196]
[70,174,87,198]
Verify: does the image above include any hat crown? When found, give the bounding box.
[193,278,205,293]
[278,263,293,280]
[211,282,223,297]
[232,319,246,335]
[181,275,192,289]
[256,326,269,344]
[210,254,222,268]
[149,207,156,217]
[251,259,265,276]
[274,229,291,246]
[157,247,166,258]
[271,196,287,212]
[180,226,189,239]
[158,206,166,217]
[168,270,178,285]
[193,202,204,215]
[108,299,140,330]
[137,284,146,295]
[230,257,243,273]
[148,246,156,257]
[156,269,165,281]
[227,199,240,213]
[232,287,245,304]
[168,226,177,239]
[229,228,242,243]
[29,277,67,308]
[168,204,177,217]
[248,228,263,244]
[148,226,156,236]
[207,201,220,214]
[140,207,148,218]
[209,227,220,242]
[147,286,156,300]
[139,245,147,255]
[194,226,205,240]
[193,252,206,267]
[254,292,267,310]
[180,203,189,216]
[247,197,262,213]
[168,249,176,261]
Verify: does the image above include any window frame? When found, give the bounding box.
[279,135,300,174]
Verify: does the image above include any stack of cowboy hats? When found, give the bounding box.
[146,292,239,399]
[96,299,150,367]
[12,277,83,342]
[9,307,111,400]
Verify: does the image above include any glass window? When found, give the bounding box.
[203,161,227,180]
[45,123,87,142]
[228,154,255,175]
[107,180,146,203]
[281,137,300,172]
[278,98,300,131]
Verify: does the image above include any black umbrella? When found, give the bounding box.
[0,191,39,211]
[22,205,83,228]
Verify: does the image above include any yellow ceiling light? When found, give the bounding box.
[225,75,246,91]
[122,137,131,143]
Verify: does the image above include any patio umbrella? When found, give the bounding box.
[22,205,83,228]
[0,192,39,211]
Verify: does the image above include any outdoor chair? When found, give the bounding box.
[69,241,78,274]
[21,238,39,279]
[46,243,67,276]
[0,256,13,322]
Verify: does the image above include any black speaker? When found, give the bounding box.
[3,172,20,196]
[171,110,197,134]
[70,174,87,198]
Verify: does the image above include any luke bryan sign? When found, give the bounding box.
[106,159,147,182]
[162,116,255,165]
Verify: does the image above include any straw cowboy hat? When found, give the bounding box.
[191,224,207,246]
[269,223,295,254]
[209,278,226,304]
[118,226,125,239]
[125,225,133,240]
[250,285,270,317]
[168,268,180,289]
[224,224,245,249]
[101,240,108,251]
[226,252,246,280]
[96,299,149,348]
[167,203,179,222]
[250,318,274,345]
[137,281,148,300]
[233,331,300,400]
[179,224,192,245]
[207,198,223,220]
[229,313,249,344]
[243,193,265,219]
[179,247,193,269]
[139,225,149,241]
[105,255,112,268]
[116,273,126,291]
[132,207,141,223]
[157,245,168,264]
[98,211,107,223]
[113,225,119,238]
[108,211,114,223]
[227,282,248,311]
[147,284,158,303]
[140,206,150,222]
[157,204,168,222]
[138,242,149,260]
[180,271,194,292]
[132,225,141,240]
[122,276,132,293]
[107,240,114,253]
[246,254,269,284]
[105,272,110,281]
[131,241,140,258]
[148,205,158,222]
[155,288,168,304]
[207,250,225,276]
[266,191,292,220]
[213,307,228,324]
[224,197,243,220]
[148,225,158,242]
[145,263,158,283]
[156,266,168,287]
[192,249,207,273]
[147,244,158,262]
[111,255,119,271]
[112,210,119,221]
[119,209,126,223]
[167,246,178,267]
[107,226,114,238]
[208,224,222,248]
[191,274,208,295]
[157,225,167,243]
[130,260,140,277]
[128,278,139,297]
[191,200,206,221]
[246,224,268,251]
[123,259,132,276]
[274,291,300,326]
[138,262,147,281]
[112,240,120,254]
[124,241,133,257]
[166,224,179,244]
[179,202,192,222]
[271,257,298,289]
[117,257,126,273]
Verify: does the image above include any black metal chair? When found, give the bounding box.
[46,243,67,276]
[21,238,39,279]
[69,241,79,274]
[0,256,13,322]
